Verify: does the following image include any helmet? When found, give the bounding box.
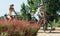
[32,10,35,12]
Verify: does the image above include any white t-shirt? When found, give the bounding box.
[8,11,16,16]
[35,8,40,15]
[31,13,35,18]
[11,12,16,15]
[34,8,41,21]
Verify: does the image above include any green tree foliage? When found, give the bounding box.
[20,0,59,21]
[20,0,41,21]
[21,3,31,21]
[44,0,58,14]
[27,0,41,12]
[58,0,60,10]
[44,0,59,21]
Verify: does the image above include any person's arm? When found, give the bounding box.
[13,8,16,12]
[13,8,17,15]
[37,8,41,16]
[38,8,42,17]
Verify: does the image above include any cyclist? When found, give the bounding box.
[35,4,45,25]
[4,4,17,21]
[31,10,36,22]
[8,4,17,20]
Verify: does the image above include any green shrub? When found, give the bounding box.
[51,19,60,27]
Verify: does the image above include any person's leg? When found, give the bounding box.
[7,16,12,21]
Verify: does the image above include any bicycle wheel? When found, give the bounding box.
[43,21,52,33]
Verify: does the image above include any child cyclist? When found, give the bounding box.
[31,10,37,22]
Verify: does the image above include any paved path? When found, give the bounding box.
[37,27,60,36]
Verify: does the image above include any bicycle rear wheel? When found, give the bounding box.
[43,21,52,33]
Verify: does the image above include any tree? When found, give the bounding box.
[20,0,59,21]
[44,0,59,21]
[20,3,31,21]
[58,0,60,10]
[27,0,41,12]
[20,0,41,21]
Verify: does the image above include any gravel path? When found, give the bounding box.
[37,27,60,36]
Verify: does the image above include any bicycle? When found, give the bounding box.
[4,12,21,22]
[40,16,52,33]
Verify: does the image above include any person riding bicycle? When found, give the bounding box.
[35,4,45,24]
[31,10,36,22]
[4,4,17,21]
[7,4,17,20]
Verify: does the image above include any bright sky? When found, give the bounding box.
[0,0,27,17]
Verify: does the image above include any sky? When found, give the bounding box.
[0,0,27,17]
[0,0,60,17]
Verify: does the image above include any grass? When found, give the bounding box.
[51,19,60,27]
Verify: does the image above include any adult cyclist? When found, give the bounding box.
[5,4,17,20]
